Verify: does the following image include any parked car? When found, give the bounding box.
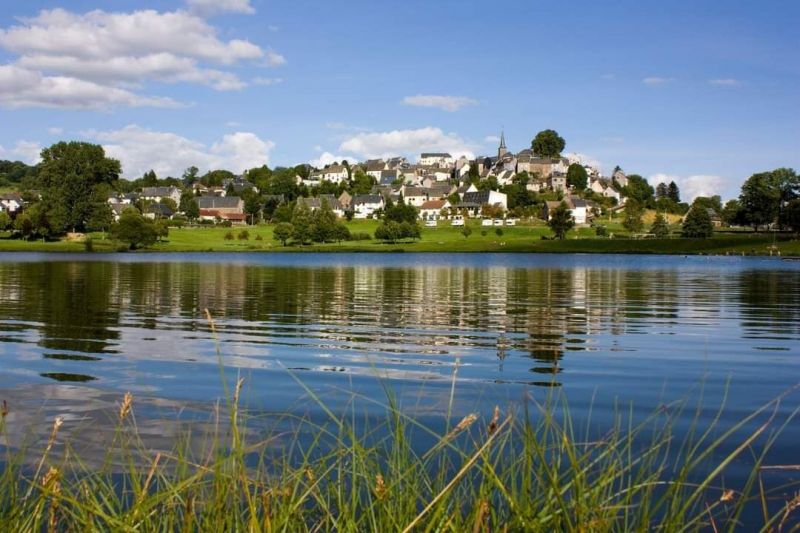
[451,216,464,227]
[505,218,517,226]
[425,219,438,227]
[493,219,504,226]
[481,219,493,227]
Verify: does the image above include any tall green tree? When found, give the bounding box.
[650,212,670,238]
[548,202,574,239]
[682,205,714,238]
[531,130,565,159]
[566,163,588,190]
[290,202,312,244]
[739,171,783,230]
[311,200,337,242]
[655,182,669,199]
[622,201,645,233]
[273,222,294,246]
[621,175,654,206]
[784,199,800,234]
[350,170,376,195]
[142,170,158,187]
[667,181,681,203]
[110,209,158,249]
[37,142,121,233]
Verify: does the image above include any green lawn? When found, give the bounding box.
[1,221,798,256]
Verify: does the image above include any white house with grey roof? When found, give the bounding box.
[418,153,454,167]
[352,194,385,219]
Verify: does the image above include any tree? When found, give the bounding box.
[0,211,10,231]
[667,181,681,203]
[333,221,351,243]
[110,209,158,249]
[682,205,714,238]
[154,220,170,242]
[622,201,645,233]
[531,130,565,158]
[242,189,263,225]
[384,198,418,224]
[13,213,34,239]
[721,199,744,227]
[566,163,588,190]
[375,220,403,243]
[460,225,473,238]
[185,198,200,221]
[142,169,158,187]
[310,200,337,243]
[548,202,574,239]
[784,199,800,234]
[273,222,294,245]
[350,170,375,195]
[650,212,670,238]
[37,141,121,233]
[182,166,199,185]
[655,182,669,199]
[739,172,781,230]
[621,175,654,206]
[290,202,312,244]
[87,200,114,236]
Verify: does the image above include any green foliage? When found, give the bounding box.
[242,189,263,224]
[110,209,158,249]
[273,222,294,245]
[682,206,714,238]
[267,168,300,200]
[531,129,566,158]
[271,203,293,223]
[384,198,418,224]
[310,200,338,243]
[154,220,169,241]
[37,141,121,233]
[566,163,588,190]
[0,211,11,230]
[721,199,744,227]
[495,227,504,236]
[621,175,655,206]
[142,169,158,187]
[460,225,473,238]
[224,230,234,241]
[185,197,200,220]
[237,229,249,241]
[594,224,608,237]
[13,212,34,239]
[650,212,670,238]
[182,165,199,185]
[291,202,313,244]
[333,221,351,243]
[782,199,800,233]
[622,202,645,233]
[668,181,681,203]
[374,220,420,243]
[739,168,799,230]
[201,169,235,186]
[548,202,574,239]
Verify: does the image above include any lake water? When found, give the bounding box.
[1,252,799,473]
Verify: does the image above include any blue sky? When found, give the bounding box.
[0,0,798,200]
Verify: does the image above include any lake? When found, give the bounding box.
[1,252,799,469]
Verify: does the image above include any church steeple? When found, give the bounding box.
[498,130,508,158]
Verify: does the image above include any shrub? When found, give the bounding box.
[237,229,250,241]
[461,226,472,238]
[350,232,372,241]
[254,234,263,241]
[495,227,503,236]
[224,230,234,241]
[595,225,608,237]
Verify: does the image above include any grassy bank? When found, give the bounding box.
[2,375,800,530]
[2,221,799,256]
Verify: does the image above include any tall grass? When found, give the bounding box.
[1,320,799,531]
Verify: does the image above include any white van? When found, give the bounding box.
[505,218,517,226]
[425,219,438,227]
[481,219,493,227]
[451,216,465,227]
[493,219,504,226]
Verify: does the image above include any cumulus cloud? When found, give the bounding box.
[339,127,477,160]
[564,152,603,171]
[0,140,42,164]
[650,173,726,202]
[402,95,478,112]
[485,135,501,143]
[708,78,741,86]
[642,76,674,86]
[186,0,256,17]
[0,65,180,109]
[86,125,274,178]
[252,77,283,86]
[0,6,283,108]
[308,152,357,169]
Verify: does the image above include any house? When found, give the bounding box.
[141,186,181,205]
[402,186,429,207]
[459,190,508,216]
[418,152,454,168]
[0,193,24,214]
[365,160,387,180]
[198,196,245,223]
[386,157,407,169]
[549,173,567,192]
[110,203,128,222]
[143,202,174,220]
[418,199,450,220]
[379,169,401,186]
[352,194,385,219]
[427,184,453,200]
[542,197,589,224]
[320,164,349,184]
[612,168,629,188]
[338,190,352,210]
[297,195,345,217]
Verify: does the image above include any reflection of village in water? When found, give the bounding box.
[2,260,798,391]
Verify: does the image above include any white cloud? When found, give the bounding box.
[642,76,674,86]
[47,127,63,135]
[252,77,283,86]
[708,78,741,87]
[0,140,42,164]
[0,7,283,108]
[650,173,726,202]
[186,0,256,17]
[339,127,477,160]
[564,152,602,171]
[485,135,501,143]
[86,125,274,178]
[402,95,478,112]
[0,65,180,109]
[308,152,357,169]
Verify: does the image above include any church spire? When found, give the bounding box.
[498,130,508,158]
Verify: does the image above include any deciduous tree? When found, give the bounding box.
[531,130,565,158]
[548,202,574,239]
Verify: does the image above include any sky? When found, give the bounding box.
[0,0,798,200]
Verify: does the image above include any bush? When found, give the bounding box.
[273,222,294,246]
[481,229,488,237]
[350,232,372,241]
[594,225,608,237]
[83,237,94,252]
[495,227,503,236]
[461,226,472,238]
[682,206,714,238]
[224,230,234,241]
[254,234,263,241]
[109,210,158,250]
[237,229,250,241]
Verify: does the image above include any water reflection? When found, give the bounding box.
[0,255,798,406]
